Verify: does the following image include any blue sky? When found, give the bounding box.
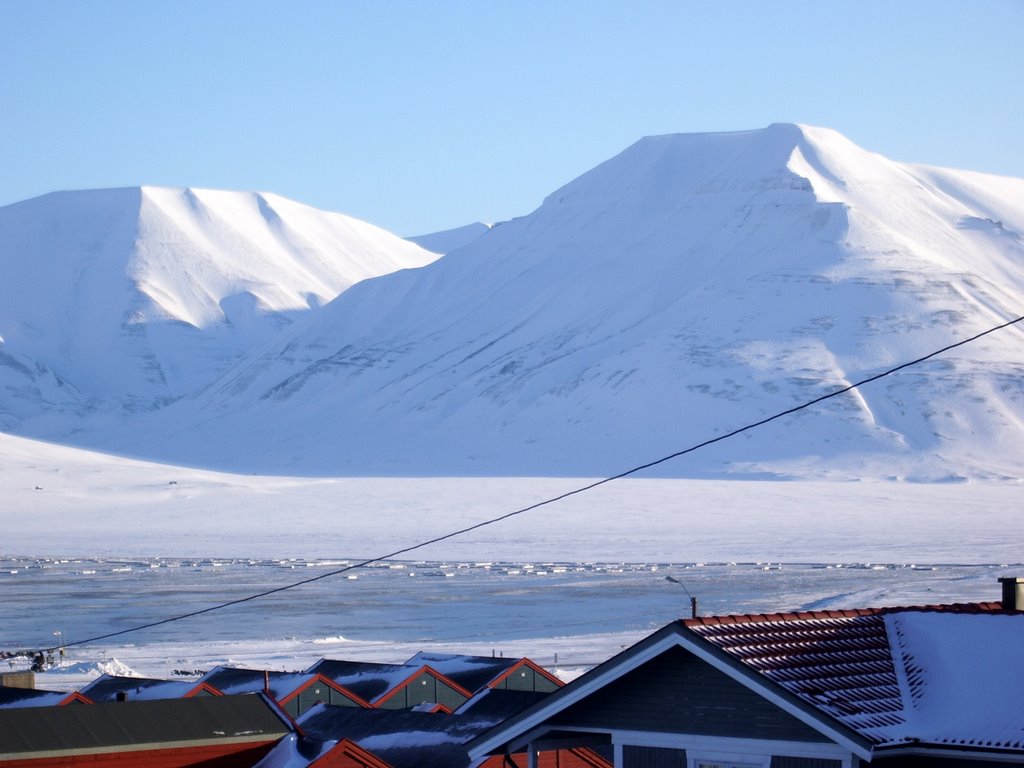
[2,1,1021,236]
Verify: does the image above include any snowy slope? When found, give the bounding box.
[12,126,1024,479]
[407,222,491,254]
[0,187,439,420]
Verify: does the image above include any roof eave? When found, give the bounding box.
[873,742,1024,760]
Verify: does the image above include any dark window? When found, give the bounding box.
[623,745,686,768]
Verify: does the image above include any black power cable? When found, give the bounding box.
[40,313,1024,653]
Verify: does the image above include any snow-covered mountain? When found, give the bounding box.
[7,126,1024,479]
[0,187,439,426]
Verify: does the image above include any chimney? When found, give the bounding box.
[999,577,1024,611]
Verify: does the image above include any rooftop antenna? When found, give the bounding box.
[665,575,698,618]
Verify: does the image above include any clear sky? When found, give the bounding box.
[2,1,1021,236]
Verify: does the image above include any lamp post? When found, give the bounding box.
[52,631,64,668]
[665,575,698,618]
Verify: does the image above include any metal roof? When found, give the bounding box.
[687,610,904,731]
[683,602,1017,748]
[0,693,292,758]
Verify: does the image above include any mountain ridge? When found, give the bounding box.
[4,126,1024,479]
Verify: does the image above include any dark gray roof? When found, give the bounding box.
[455,688,550,722]
[78,674,199,702]
[306,660,420,703]
[201,665,323,699]
[0,693,292,757]
[297,705,498,768]
[200,665,278,694]
[405,652,522,693]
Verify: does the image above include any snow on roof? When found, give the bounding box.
[0,687,77,709]
[199,666,313,699]
[297,705,498,768]
[404,651,520,692]
[687,604,1024,753]
[882,611,1024,750]
[79,674,199,702]
[251,732,337,768]
[306,660,416,703]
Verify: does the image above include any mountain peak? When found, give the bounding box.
[548,123,876,209]
[0,186,439,407]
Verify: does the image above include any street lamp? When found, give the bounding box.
[665,575,699,618]
[52,631,64,668]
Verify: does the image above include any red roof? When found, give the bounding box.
[682,602,1007,735]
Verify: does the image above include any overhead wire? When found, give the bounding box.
[38,312,1024,653]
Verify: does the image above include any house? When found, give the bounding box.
[255,703,611,768]
[200,666,370,717]
[0,672,35,690]
[307,660,474,711]
[468,582,1024,767]
[404,652,563,695]
[0,693,292,767]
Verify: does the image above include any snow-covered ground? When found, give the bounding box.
[5,431,1021,564]
[3,432,1020,692]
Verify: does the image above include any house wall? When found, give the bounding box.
[552,646,831,744]
[614,747,844,768]
[497,665,561,693]
[376,672,468,710]
[287,684,362,717]
[0,672,34,690]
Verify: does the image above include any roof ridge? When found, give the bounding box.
[681,601,1005,627]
